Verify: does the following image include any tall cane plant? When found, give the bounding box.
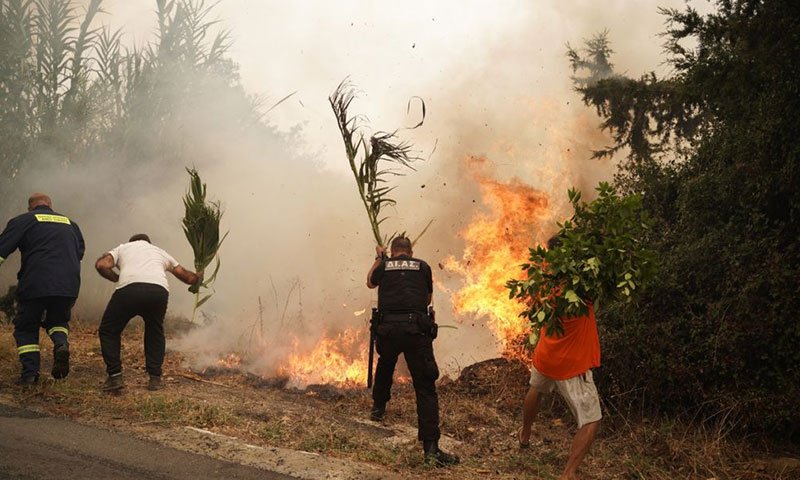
[0,0,234,185]
[329,79,432,248]
[182,167,227,321]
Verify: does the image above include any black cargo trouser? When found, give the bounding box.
[13,296,74,378]
[372,326,441,441]
[98,283,169,377]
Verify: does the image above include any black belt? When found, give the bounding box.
[380,311,426,323]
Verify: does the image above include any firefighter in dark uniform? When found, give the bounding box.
[0,193,85,385]
[367,236,459,467]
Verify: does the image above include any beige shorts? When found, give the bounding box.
[529,366,602,428]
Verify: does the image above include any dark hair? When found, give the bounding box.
[129,233,151,243]
[547,235,562,250]
[390,235,412,253]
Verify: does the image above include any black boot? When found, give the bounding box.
[147,375,163,391]
[15,375,39,387]
[423,440,460,467]
[101,373,125,392]
[370,402,386,422]
[52,343,70,379]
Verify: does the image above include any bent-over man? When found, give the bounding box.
[367,236,459,467]
[518,236,602,480]
[0,193,84,385]
[95,234,200,391]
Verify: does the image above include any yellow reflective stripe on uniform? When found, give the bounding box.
[0,256,4,265]
[34,214,71,224]
[17,344,40,355]
[47,326,69,336]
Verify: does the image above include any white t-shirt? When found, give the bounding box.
[108,240,180,291]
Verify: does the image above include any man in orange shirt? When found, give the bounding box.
[518,237,602,480]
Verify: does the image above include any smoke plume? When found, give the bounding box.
[0,0,708,381]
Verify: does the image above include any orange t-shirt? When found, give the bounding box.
[532,305,600,380]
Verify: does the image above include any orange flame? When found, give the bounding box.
[279,328,369,387]
[217,156,555,386]
[445,157,552,357]
[216,353,242,369]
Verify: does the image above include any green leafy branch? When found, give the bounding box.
[182,167,228,321]
[506,182,657,342]
[328,78,432,247]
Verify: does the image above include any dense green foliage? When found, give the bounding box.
[182,167,226,318]
[569,0,800,438]
[507,183,656,341]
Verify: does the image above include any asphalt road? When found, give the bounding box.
[0,403,296,480]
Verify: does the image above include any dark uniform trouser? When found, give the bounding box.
[98,283,169,377]
[372,331,441,441]
[13,296,74,378]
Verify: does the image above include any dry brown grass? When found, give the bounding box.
[0,323,796,479]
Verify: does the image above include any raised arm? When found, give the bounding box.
[169,265,201,286]
[95,253,119,282]
[367,246,386,289]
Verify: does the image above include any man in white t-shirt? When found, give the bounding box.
[95,233,200,391]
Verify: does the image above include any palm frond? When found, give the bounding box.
[182,167,227,320]
[329,79,431,247]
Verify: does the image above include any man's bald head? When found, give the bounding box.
[28,193,52,211]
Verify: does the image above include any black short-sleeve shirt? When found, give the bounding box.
[0,205,85,299]
[370,254,433,312]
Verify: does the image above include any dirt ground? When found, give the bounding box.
[0,320,797,480]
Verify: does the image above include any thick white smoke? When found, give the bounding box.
[1,0,711,380]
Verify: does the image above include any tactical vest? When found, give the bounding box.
[373,255,431,313]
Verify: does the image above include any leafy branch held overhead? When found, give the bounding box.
[328,78,432,247]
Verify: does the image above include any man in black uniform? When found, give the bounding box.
[0,193,85,385]
[367,236,459,467]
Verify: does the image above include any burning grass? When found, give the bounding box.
[279,327,368,388]
[0,325,795,479]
